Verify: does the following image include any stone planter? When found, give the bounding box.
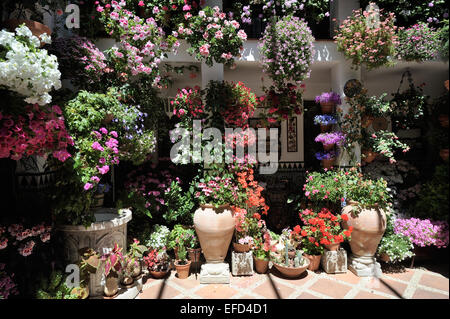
[57,208,132,297]
[253,257,269,274]
[193,204,234,263]
[304,254,322,271]
[175,260,191,279]
[233,242,250,253]
[342,203,386,277]
[273,259,310,278]
[320,102,335,114]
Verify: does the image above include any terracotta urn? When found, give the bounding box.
[320,102,335,114]
[304,254,322,271]
[193,204,235,263]
[103,274,119,298]
[233,242,250,253]
[324,243,340,251]
[321,158,335,169]
[362,149,377,163]
[273,258,310,278]
[440,149,449,161]
[341,203,386,258]
[253,257,269,274]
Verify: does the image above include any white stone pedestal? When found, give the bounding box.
[231,251,254,276]
[348,255,382,277]
[321,248,347,274]
[199,263,230,284]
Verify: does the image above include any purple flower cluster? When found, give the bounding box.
[397,22,440,62]
[315,150,336,160]
[315,132,346,146]
[314,92,342,105]
[394,218,449,248]
[241,5,251,24]
[313,115,337,126]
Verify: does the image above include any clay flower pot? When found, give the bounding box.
[3,19,51,47]
[440,149,449,161]
[92,193,104,209]
[175,260,191,279]
[103,274,119,298]
[320,102,335,114]
[149,269,169,279]
[362,149,377,163]
[323,143,335,151]
[120,276,134,288]
[253,257,269,274]
[379,253,391,263]
[361,116,374,128]
[438,114,449,128]
[304,254,322,271]
[341,203,386,258]
[187,248,202,262]
[233,242,250,253]
[131,261,142,278]
[321,158,335,169]
[324,243,340,251]
[273,258,310,278]
[320,124,332,133]
[193,204,235,263]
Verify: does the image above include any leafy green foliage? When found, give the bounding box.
[35,271,79,299]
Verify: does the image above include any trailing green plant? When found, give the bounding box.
[35,271,79,299]
[163,179,195,225]
[438,19,449,61]
[413,165,449,221]
[362,130,410,164]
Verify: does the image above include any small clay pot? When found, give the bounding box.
[92,193,104,209]
[320,102,335,114]
[233,242,250,253]
[320,124,332,133]
[188,248,202,262]
[121,276,134,288]
[438,114,449,128]
[103,275,119,297]
[361,116,374,128]
[175,260,191,279]
[379,253,391,263]
[253,257,269,274]
[362,150,377,163]
[272,259,310,278]
[304,254,322,271]
[440,149,449,161]
[324,243,340,251]
[149,269,169,279]
[323,143,335,151]
[321,158,335,169]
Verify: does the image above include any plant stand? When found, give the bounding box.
[321,248,347,274]
[231,251,254,276]
[348,255,382,277]
[199,263,230,284]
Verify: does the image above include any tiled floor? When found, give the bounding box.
[137,264,449,299]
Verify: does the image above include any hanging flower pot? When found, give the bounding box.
[321,158,335,169]
[323,143,335,151]
[320,124,332,132]
[304,254,322,271]
[438,114,449,128]
[320,102,335,114]
[362,149,378,163]
[193,204,235,263]
[361,115,375,128]
[91,193,105,209]
[440,149,449,161]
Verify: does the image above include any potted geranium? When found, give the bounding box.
[168,225,200,261]
[396,22,440,62]
[315,92,342,114]
[252,231,276,274]
[314,115,338,133]
[315,132,346,151]
[174,244,191,279]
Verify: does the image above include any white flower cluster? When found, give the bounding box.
[0,25,61,105]
[145,224,170,251]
